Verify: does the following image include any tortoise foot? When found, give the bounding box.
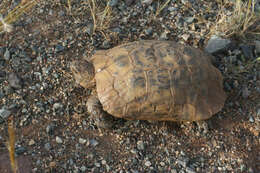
[87,95,115,129]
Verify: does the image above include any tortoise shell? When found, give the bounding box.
[90,40,226,121]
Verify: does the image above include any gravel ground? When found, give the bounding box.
[0,0,259,173]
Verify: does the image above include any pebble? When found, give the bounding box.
[80,166,87,172]
[186,167,196,173]
[142,0,153,5]
[205,35,231,54]
[145,27,153,36]
[8,73,22,89]
[102,40,111,49]
[171,169,177,173]
[56,136,63,143]
[90,139,99,147]
[160,161,165,166]
[181,34,190,41]
[46,123,55,135]
[53,103,63,110]
[79,138,87,144]
[184,17,194,24]
[137,140,145,150]
[86,23,94,35]
[15,146,27,155]
[257,108,260,116]
[49,161,56,167]
[95,162,101,167]
[125,0,135,6]
[44,143,51,150]
[55,44,64,53]
[0,108,11,119]
[240,44,254,59]
[108,0,118,7]
[160,31,169,40]
[249,116,254,123]
[0,47,4,56]
[145,160,151,167]
[177,157,189,167]
[242,86,250,98]
[4,49,10,60]
[29,139,35,146]
[255,40,260,54]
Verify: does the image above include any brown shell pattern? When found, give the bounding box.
[91,40,226,121]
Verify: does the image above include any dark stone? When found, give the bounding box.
[240,44,254,59]
[125,0,135,6]
[8,73,22,89]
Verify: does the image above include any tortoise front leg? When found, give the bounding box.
[86,95,114,129]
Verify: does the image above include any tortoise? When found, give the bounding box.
[71,40,226,128]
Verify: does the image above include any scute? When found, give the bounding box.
[91,40,226,121]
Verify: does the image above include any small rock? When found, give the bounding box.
[131,170,139,173]
[242,86,250,98]
[80,166,87,172]
[142,0,153,5]
[145,27,153,36]
[182,34,190,41]
[86,23,94,35]
[44,143,51,150]
[177,157,189,168]
[205,35,231,54]
[55,44,64,53]
[0,47,4,56]
[56,136,63,143]
[15,146,27,155]
[46,123,55,135]
[49,161,56,167]
[184,17,194,24]
[240,44,254,59]
[102,40,111,49]
[168,7,177,12]
[29,139,35,146]
[145,160,151,167]
[125,0,135,6]
[111,27,121,33]
[90,139,99,147]
[160,31,168,40]
[79,138,87,144]
[4,49,10,60]
[95,162,101,167]
[137,140,145,150]
[0,108,11,119]
[171,169,177,173]
[255,40,260,54]
[108,0,118,7]
[8,73,22,89]
[53,103,63,110]
[160,162,165,167]
[186,167,196,173]
[131,149,138,154]
[249,116,254,123]
[257,108,260,116]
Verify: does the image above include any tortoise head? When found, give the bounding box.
[70,59,95,89]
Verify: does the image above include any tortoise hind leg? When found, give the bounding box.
[87,95,115,129]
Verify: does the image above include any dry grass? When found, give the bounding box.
[87,0,114,34]
[155,0,171,17]
[0,0,37,34]
[7,116,17,173]
[0,1,38,172]
[211,0,260,40]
